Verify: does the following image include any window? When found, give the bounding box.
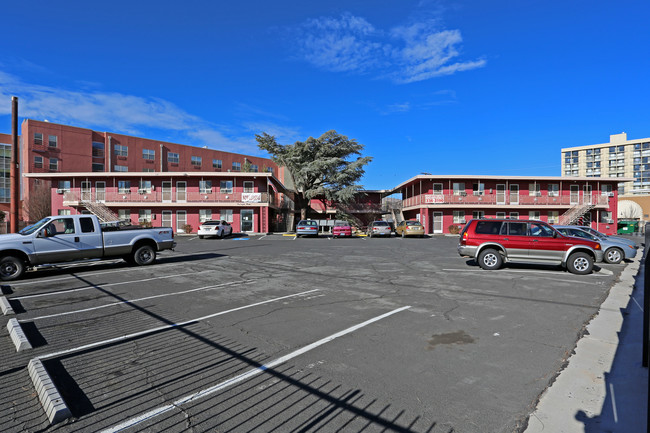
[243,181,254,193]
[529,211,541,220]
[496,212,506,219]
[509,212,519,219]
[191,156,202,166]
[601,184,613,196]
[453,210,465,223]
[114,165,128,172]
[199,209,212,222]
[92,141,105,157]
[266,166,274,174]
[220,180,233,194]
[601,211,613,223]
[92,163,104,172]
[548,211,559,224]
[57,181,71,192]
[528,184,541,196]
[34,156,43,168]
[139,180,152,193]
[142,168,154,172]
[58,209,71,216]
[118,181,131,193]
[139,209,152,223]
[80,217,95,233]
[118,209,131,222]
[49,158,58,171]
[433,183,443,194]
[548,184,559,197]
[34,133,43,145]
[530,222,554,237]
[507,222,528,235]
[232,162,241,171]
[199,180,212,193]
[472,182,484,196]
[114,145,128,157]
[453,183,465,196]
[251,164,259,172]
[475,221,503,235]
[168,152,179,164]
[48,135,58,147]
[143,149,155,160]
[213,159,222,169]
[472,211,485,219]
[48,218,75,235]
[221,209,233,223]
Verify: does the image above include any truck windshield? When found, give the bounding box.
[19,217,51,236]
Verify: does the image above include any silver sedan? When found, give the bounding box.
[554,226,637,264]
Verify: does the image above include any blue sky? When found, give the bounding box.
[1,0,649,189]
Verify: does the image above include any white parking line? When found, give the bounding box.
[441,268,613,276]
[35,289,320,362]
[99,305,411,433]
[22,279,258,321]
[12,271,211,300]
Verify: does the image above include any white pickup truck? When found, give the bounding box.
[0,214,176,280]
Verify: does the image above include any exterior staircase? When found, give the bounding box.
[80,200,120,223]
[558,202,595,225]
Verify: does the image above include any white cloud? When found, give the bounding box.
[0,71,295,155]
[294,14,485,83]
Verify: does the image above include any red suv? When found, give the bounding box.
[458,219,603,275]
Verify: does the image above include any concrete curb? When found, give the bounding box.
[28,358,72,424]
[7,318,31,351]
[0,296,14,315]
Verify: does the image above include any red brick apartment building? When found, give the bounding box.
[391,175,628,235]
[20,119,292,233]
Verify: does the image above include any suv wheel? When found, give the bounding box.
[604,247,623,264]
[478,248,503,270]
[567,252,593,275]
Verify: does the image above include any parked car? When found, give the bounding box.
[554,225,637,264]
[395,220,425,238]
[296,220,319,237]
[367,221,392,237]
[458,219,603,275]
[332,220,352,238]
[569,226,639,249]
[198,220,233,239]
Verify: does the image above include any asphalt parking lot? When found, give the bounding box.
[0,233,628,432]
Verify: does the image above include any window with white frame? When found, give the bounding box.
[49,158,58,171]
[221,209,233,223]
[139,180,152,193]
[199,209,212,222]
[529,183,541,196]
[433,183,443,194]
[243,181,254,193]
[453,183,466,196]
[168,152,180,164]
[143,149,155,160]
[220,180,233,194]
[191,156,202,166]
[453,210,465,223]
[199,180,212,193]
[114,145,128,157]
[118,209,131,222]
[213,159,222,169]
[138,209,152,223]
[118,181,131,193]
[600,211,613,223]
[548,184,559,197]
[548,211,559,224]
[58,209,71,216]
[57,181,71,192]
[34,156,43,168]
[529,211,541,220]
[114,165,128,172]
[601,184,613,196]
[509,212,519,219]
[34,132,43,145]
[472,211,484,219]
[232,162,241,171]
[496,212,506,219]
[472,182,484,196]
[48,135,58,147]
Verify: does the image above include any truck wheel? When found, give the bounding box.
[478,248,503,270]
[567,252,593,275]
[0,256,25,281]
[132,245,156,266]
[604,248,623,264]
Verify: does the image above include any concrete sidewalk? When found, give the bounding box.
[524,255,648,432]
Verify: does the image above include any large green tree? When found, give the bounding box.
[256,130,373,222]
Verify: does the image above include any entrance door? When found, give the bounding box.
[433,212,443,234]
[496,184,506,205]
[162,211,172,229]
[241,209,254,232]
[96,182,105,202]
[570,185,579,205]
[162,181,172,202]
[510,184,519,205]
[176,182,186,203]
[81,181,91,201]
[584,185,592,205]
[176,211,187,233]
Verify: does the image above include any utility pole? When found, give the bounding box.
[10,97,19,233]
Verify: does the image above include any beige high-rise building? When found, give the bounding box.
[562,132,650,197]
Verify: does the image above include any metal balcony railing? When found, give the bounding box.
[402,193,610,208]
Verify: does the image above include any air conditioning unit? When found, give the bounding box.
[607,192,614,196]
[138,189,147,194]
[603,218,614,223]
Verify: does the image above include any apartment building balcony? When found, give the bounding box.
[62,190,275,207]
[402,193,611,209]
[309,200,384,214]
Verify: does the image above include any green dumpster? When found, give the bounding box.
[617,220,638,234]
